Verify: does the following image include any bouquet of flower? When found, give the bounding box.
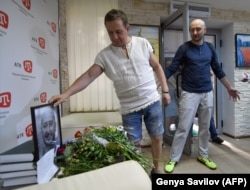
[56,125,153,178]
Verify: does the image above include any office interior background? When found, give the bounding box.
[58,0,250,139]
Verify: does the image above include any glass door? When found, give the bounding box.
[204,30,223,134]
[160,3,192,155]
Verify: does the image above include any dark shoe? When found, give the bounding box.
[150,169,154,179]
[212,137,224,144]
[150,168,158,179]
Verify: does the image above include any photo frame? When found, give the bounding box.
[235,33,250,67]
[129,24,160,61]
[30,103,62,161]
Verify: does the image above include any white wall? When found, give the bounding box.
[221,23,236,136]
[0,0,59,153]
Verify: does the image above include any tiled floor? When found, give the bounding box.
[61,112,250,174]
[149,135,250,174]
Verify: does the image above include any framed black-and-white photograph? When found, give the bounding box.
[235,33,250,67]
[30,103,62,161]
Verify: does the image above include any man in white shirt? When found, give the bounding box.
[49,9,171,174]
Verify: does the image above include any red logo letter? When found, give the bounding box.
[38,37,45,49]
[0,92,11,108]
[22,0,31,10]
[23,60,32,73]
[40,92,47,103]
[25,124,33,137]
[51,22,56,33]
[0,11,9,29]
[52,69,58,79]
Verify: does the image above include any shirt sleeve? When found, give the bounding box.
[165,44,185,79]
[209,43,226,79]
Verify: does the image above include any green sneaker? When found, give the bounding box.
[164,161,176,173]
[197,157,217,170]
